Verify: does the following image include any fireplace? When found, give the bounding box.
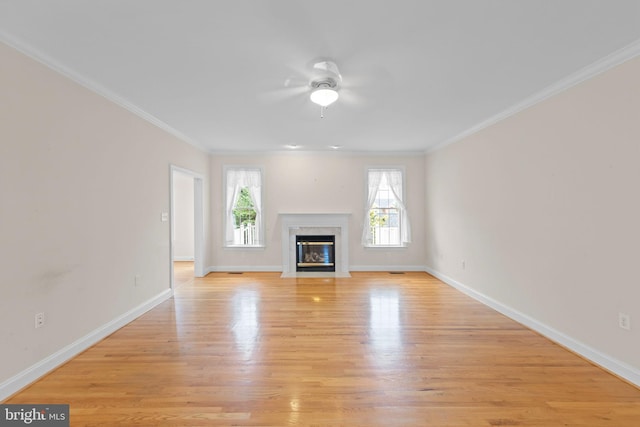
[296,235,335,272]
[279,213,350,277]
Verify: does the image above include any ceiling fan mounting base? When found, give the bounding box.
[310,78,339,89]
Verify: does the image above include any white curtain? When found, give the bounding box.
[362,170,384,245]
[386,170,411,244]
[226,168,262,245]
[361,169,411,245]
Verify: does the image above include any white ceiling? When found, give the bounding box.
[1,1,639,153]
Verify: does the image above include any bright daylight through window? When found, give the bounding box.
[225,167,263,246]
[363,168,411,247]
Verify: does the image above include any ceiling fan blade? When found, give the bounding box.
[337,88,365,106]
[311,59,342,83]
[336,57,396,108]
[258,85,308,103]
[283,73,309,89]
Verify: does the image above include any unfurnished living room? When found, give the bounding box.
[1,1,639,426]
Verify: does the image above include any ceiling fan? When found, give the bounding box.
[266,59,346,118]
[308,60,342,118]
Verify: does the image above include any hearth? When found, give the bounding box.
[296,235,335,272]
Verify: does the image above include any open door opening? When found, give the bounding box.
[170,165,205,289]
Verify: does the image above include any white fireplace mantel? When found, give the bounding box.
[279,213,351,277]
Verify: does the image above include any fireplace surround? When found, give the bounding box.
[280,213,350,277]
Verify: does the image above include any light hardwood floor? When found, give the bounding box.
[5,266,640,426]
[173,260,196,288]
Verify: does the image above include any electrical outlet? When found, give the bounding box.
[35,312,45,328]
[618,312,631,331]
[134,275,142,287]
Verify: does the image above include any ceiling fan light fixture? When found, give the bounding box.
[310,86,339,107]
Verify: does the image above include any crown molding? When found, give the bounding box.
[209,149,426,157]
[426,38,640,155]
[0,34,209,153]
[4,31,638,158]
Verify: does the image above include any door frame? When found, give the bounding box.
[169,165,205,288]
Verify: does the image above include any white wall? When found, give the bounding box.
[172,171,195,260]
[210,152,426,271]
[0,42,210,398]
[424,57,640,383]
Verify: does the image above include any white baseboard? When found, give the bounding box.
[350,265,428,272]
[206,265,282,274]
[0,289,173,401]
[204,265,429,274]
[172,256,194,262]
[424,266,640,388]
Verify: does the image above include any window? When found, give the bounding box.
[362,168,411,247]
[225,167,263,246]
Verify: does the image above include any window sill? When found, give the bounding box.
[363,244,408,249]
[224,245,265,250]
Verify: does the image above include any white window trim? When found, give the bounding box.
[362,166,411,248]
[223,165,265,248]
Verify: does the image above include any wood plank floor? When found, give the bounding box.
[5,266,640,426]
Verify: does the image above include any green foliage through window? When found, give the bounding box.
[369,209,387,228]
[232,187,256,227]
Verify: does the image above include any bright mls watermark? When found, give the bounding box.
[0,405,69,426]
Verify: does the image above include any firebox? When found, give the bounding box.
[296,235,336,272]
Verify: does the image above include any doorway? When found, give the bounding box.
[170,165,205,289]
